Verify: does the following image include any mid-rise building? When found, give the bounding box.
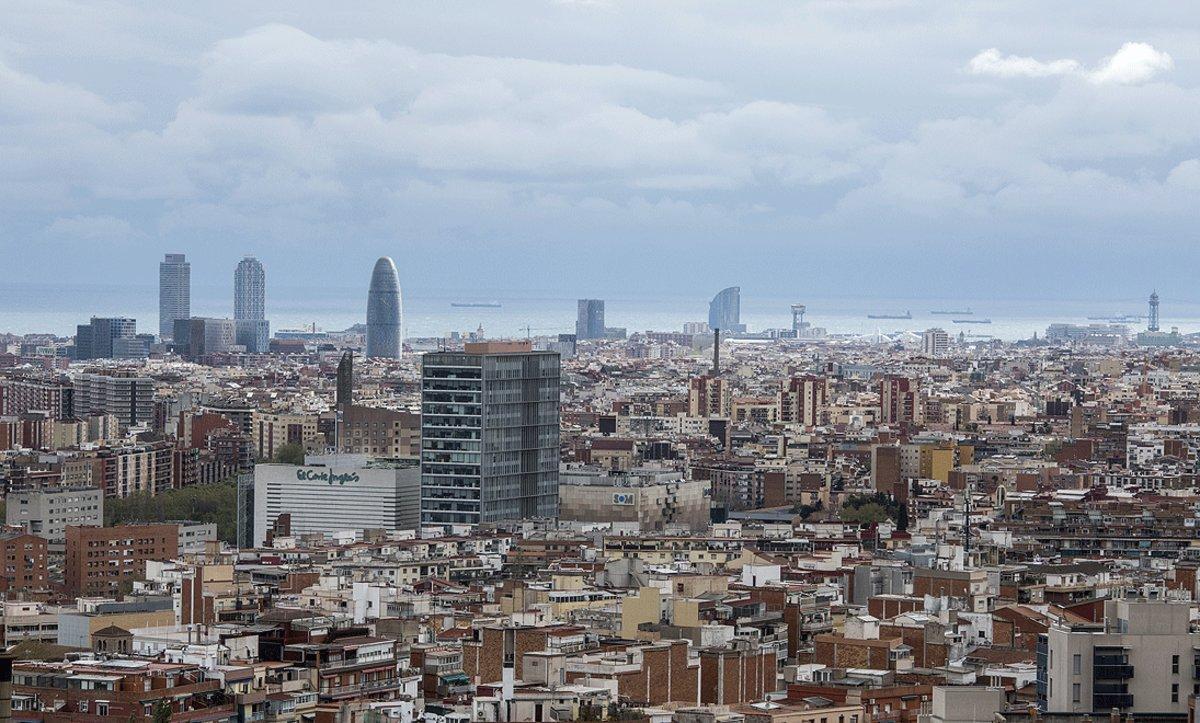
[64,523,179,597]
[575,299,606,341]
[253,411,321,460]
[5,486,103,543]
[173,317,238,359]
[0,531,49,595]
[880,375,920,425]
[159,252,190,339]
[340,405,420,458]
[1041,595,1200,717]
[72,371,155,429]
[688,374,731,418]
[779,375,827,427]
[252,460,421,545]
[74,317,136,360]
[558,466,711,531]
[234,255,270,353]
[0,375,73,419]
[421,341,560,525]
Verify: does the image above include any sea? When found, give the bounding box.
[1,282,1195,343]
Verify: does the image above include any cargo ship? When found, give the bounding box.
[931,308,972,315]
[952,318,992,324]
[867,311,912,320]
[451,302,502,308]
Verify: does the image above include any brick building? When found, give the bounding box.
[0,530,49,594]
[64,523,179,597]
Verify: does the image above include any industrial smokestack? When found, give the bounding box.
[712,328,720,376]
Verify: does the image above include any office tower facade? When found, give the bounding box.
[922,328,950,357]
[72,371,155,429]
[173,317,237,359]
[421,341,560,525]
[234,255,270,353]
[708,286,744,333]
[159,253,190,339]
[366,256,403,359]
[74,317,136,360]
[575,299,606,340]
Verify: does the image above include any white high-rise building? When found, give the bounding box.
[234,255,269,353]
[159,253,190,340]
[922,327,949,357]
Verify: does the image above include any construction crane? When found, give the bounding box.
[519,325,560,339]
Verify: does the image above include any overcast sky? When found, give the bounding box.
[2,1,1198,300]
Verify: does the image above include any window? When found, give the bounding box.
[1172,683,1179,703]
[1173,655,1180,674]
[1073,654,1081,675]
[97,702,109,716]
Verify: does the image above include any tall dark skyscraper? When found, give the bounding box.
[158,253,190,340]
[234,255,269,353]
[708,286,744,333]
[366,256,403,359]
[336,351,353,408]
[575,299,606,340]
[420,341,560,525]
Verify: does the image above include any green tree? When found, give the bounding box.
[840,492,908,529]
[152,699,172,723]
[105,481,239,544]
[840,502,891,524]
[273,443,306,465]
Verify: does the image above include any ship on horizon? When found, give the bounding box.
[451,301,502,308]
[867,310,912,320]
[931,308,972,315]
[1086,314,1143,322]
[952,318,992,324]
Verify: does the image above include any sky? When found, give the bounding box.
[1,1,1198,302]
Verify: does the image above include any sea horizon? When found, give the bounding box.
[0,281,1189,342]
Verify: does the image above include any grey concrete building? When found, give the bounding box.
[420,341,560,526]
[5,486,103,544]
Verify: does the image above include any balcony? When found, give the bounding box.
[1093,664,1134,679]
[1093,693,1133,709]
[320,676,402,700]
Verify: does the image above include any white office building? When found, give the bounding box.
[253,460,420,545]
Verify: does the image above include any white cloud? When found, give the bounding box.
[966,48,1079,79]
[1088,42,1174,85]
[967,42,1173,85]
